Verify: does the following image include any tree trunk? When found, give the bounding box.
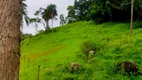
[52,18,54,32]
[0,0,21,80]
[130,0,134,38]
[51,9,54,32]
[45,20,50,33]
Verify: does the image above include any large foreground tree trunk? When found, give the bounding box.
[0,0,21,80]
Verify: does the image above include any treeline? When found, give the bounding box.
[21,0,142,35]
[67,0,142,23]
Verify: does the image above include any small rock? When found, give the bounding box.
[88,50,95,55]
[71,62,80,71]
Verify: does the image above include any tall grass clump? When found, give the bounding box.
[80,40,99,60]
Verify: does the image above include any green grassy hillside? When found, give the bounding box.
[20,21,142,80]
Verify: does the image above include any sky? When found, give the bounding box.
[22,0,74,35]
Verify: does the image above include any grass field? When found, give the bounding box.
[20,21,142,80]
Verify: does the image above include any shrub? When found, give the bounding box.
[80,40,98,60]
[133,22,142,29]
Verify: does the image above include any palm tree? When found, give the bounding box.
[0,0,20,79]
[49,4,58,32]
[21,0,29,27]
[29,17,42,33]
[35,4,57,32]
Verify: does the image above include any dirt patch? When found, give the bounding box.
[22,44,67,59]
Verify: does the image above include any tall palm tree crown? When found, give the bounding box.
[34,4,58,32]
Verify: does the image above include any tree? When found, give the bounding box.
[35,4,57,32]
[106,0,112,21]
[74,0,89,20]
[29,17,42,33]
[67,6,76,23]
[0,0,20,80]
[130,0,134,38]
[21,0,29,27]
[49,4,58,32]
[60,14,66,26]
[71,0,142,23]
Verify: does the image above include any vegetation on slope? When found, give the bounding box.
[67,0,142,23]
[20,21,142,80]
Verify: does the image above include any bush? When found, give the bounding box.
[133,22,142,29]
[80,40,98,60]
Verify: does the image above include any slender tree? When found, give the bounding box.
[60,14,66,26]
[29,17,41,33]
[47,4,57,32]
[51,7,54,32]
[0,0,20,80]
[130,0,134,38]
[35,8,50,32]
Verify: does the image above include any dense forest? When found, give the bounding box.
[67,0,142,23]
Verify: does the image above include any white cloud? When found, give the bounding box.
[22,0,74,35]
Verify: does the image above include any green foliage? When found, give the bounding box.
[20,21,142,80]
[20,0,29,26]
[21,33,33,41]
[74,0,89,20]
[133,22,142,29]
[68,0,142,23]
[66,6,76,23]
[80,40,97,59]
[59,14,66,26]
